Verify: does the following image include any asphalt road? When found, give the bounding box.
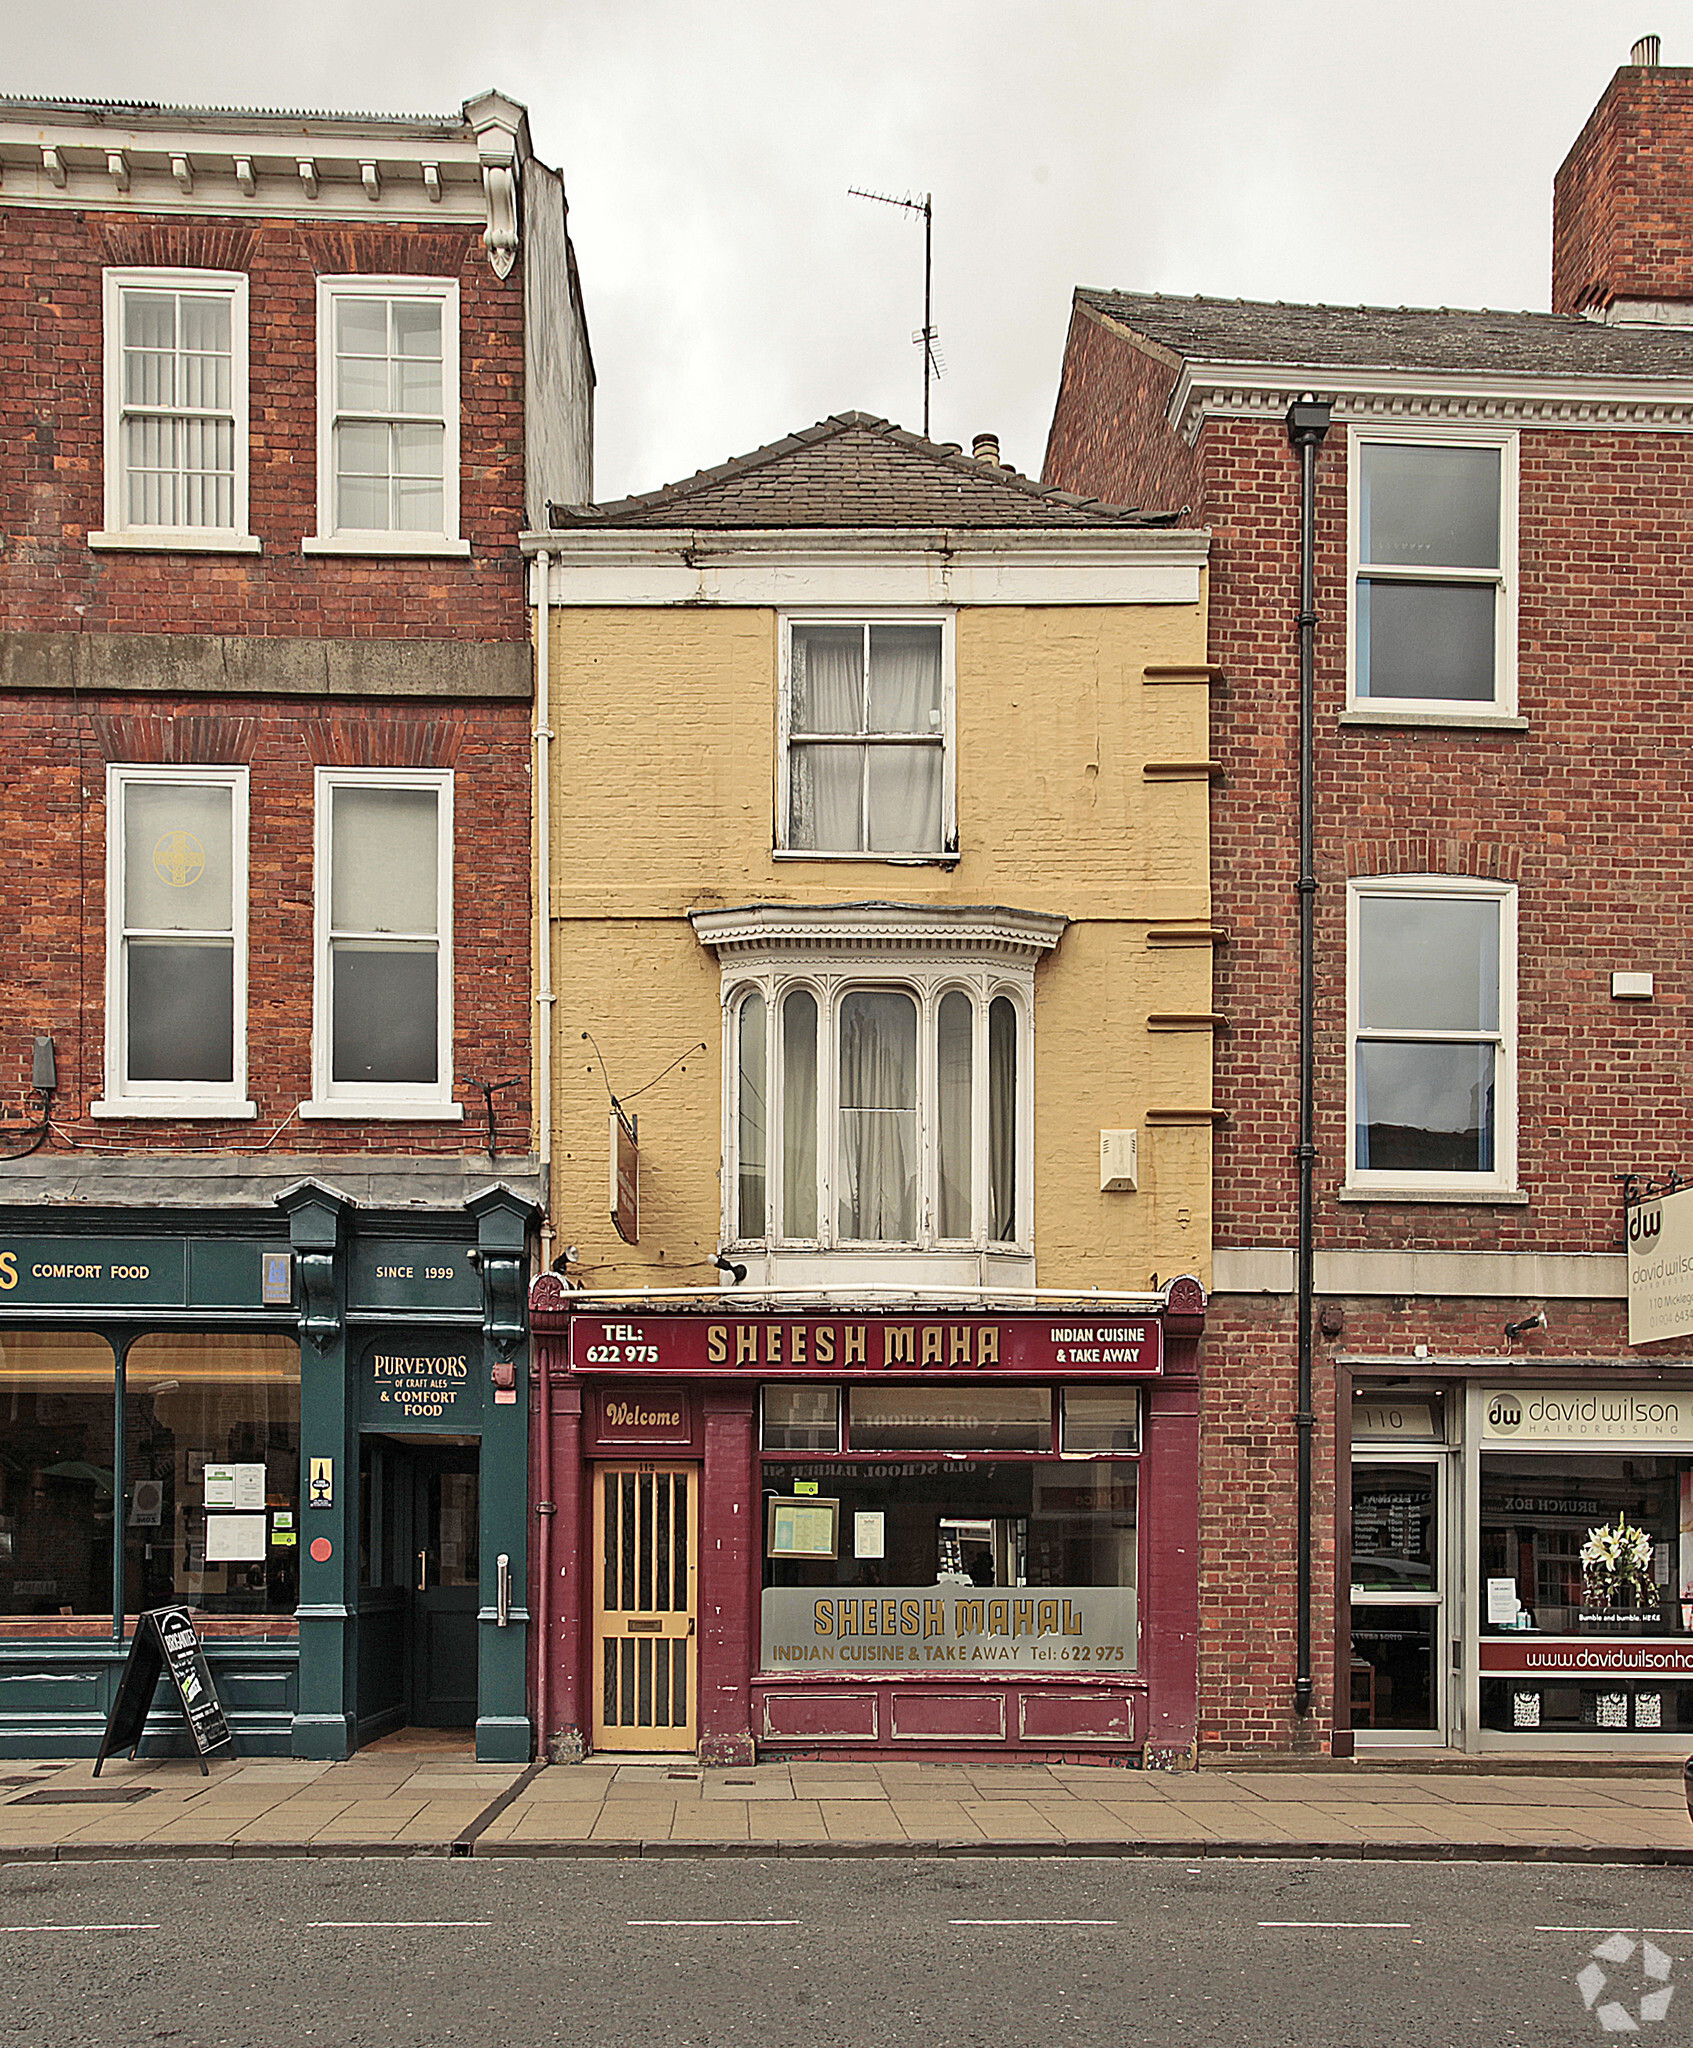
[1,1855,1687,2047]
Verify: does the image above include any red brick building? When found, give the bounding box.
[1044,45,1693,1757]
[0,93,591,1760]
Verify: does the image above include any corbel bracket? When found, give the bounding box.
[467,1183,542,1361]
[275,1179,353,1353]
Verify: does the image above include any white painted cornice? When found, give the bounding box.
[523,526,1209,607]
[1168,360,1693,443]
[0,98,537,259]
[689,902,1069,963]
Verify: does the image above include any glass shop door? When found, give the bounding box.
[1350,1453,1452,1746]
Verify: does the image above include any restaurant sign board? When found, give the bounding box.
[569,1313,1162,1378]
[761,1585,1138,1672]
[359,1337,481,1430]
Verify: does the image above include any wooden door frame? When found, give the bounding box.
[591,1461,699,1753]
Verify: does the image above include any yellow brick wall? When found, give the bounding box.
[542,595,1214,1293]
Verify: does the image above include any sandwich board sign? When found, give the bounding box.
[93,1605,233,1776]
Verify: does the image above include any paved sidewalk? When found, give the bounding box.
[2,1754,1690,1863]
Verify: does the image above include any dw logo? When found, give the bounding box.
[1488,1396,1523,1432]
[1629,1205,1663,1246]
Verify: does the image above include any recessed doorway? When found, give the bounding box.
[358,1436,480,1743]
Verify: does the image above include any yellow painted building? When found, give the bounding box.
[526,415,1214,1299]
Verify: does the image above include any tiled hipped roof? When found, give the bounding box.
[1080,289,1693,379]
[551,412,1172,528]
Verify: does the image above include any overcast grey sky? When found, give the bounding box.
[5,1,1669,500]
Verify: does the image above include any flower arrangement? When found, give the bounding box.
[1580,1516,1657,1610]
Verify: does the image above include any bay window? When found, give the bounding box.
[693,905,1063,1265]
[731,976,1024,1250]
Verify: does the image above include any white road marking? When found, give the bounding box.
[1537,1926,1693,1936]
[1259,1921,1411,1930]
[0,1923,161,1934]
[308,1920,492,1929]
[627,1919,800,1928]
[951,1918,1118,1927]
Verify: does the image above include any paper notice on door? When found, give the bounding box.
[231,1463,267,1509]
[1486,1577,1520,1625]
[205,1514,267,1563]
[854,1511,885,1560]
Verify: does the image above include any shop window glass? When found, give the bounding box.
[848,1385,1050,1453]
[1061,1386,1140,1454]
[0,1333,117,1618]
[762,1386,840,1452]
[1479,1453,1684,1637]
[761,1457,1137,1669]
[123,1334,300,1621]
[1350,1462,1436,1593]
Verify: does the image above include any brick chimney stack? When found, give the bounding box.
[1553,49,1693,319]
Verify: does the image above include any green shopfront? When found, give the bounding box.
[0,1181,537,1761]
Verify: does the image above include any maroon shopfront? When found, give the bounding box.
[527,1278,1205,1766]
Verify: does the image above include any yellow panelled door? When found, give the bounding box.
[592,1464,698,1752]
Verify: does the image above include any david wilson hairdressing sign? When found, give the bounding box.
[1482,1388,1693,1447]
[568,1313,1163,1378]
[1628,1185,1693,1347]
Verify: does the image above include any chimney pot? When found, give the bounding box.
[972,432,1001,465]
[1632,33,1661,66]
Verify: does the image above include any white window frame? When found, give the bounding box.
[304,275,468,557]
[1345,425,1518,721]
[1345,875,1517,1198]
[93,764,254,1119]
[92,268,258,554]
[723,966,1032,1254]
[775,611,957,861]
[301,767,461,1120]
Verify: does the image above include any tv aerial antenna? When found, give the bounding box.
[848,186,941,438]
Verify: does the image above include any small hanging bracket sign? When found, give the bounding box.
[92,1605,233,1777]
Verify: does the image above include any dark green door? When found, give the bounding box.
[408,1446,480,1727]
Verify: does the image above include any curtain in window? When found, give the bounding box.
[123,780,235,1083]
[936,990,973,1238]
[781,989,818,1238]
[737,993,767,1237]
[865,627,943,853]
[837,992,918,1240]
[789,628,862,850]
[988,997,1017,1241]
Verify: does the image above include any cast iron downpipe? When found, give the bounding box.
[1286,396,1331,1721]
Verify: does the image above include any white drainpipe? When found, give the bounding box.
[533,549,554,1261]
